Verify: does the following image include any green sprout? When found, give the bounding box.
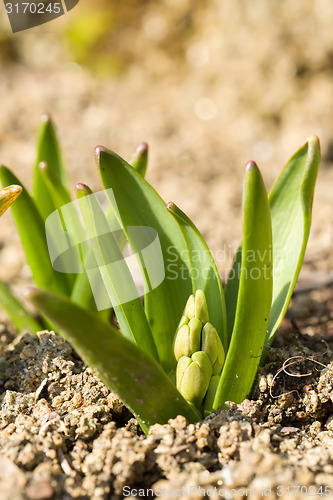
[0,117,320,433]
[0,116,148,332]
[174,290,225,414]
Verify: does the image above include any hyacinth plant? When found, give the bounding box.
[0,116,320,433]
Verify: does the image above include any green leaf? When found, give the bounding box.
[214,162,272,408]
[167,202,227,349]
[39,162,72,209]
[69,244,111,324]
[71,142,149,315]
[224,246,242,347]
[70,265,100,310]
[33,115,70,221]
[225,137,320,357]
[75,183,158,362]
[0,185,22,216]
[265,136,320,350]
[96,147,192,372]
[0,281,41,333]
[26,286,202,433]
[0,166,70,296]
[39,162,77,291]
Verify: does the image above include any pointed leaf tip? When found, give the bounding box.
[95,146,110,162]
[7,184,22,195]
[75,182,88,191]
[166,202,175,210]
[307,136,320,163]
[95,146,102,159]
[23,285,38,298]
[137,142,148,153]
[130,142,149,177]
[308,135,320,147]
[245,161,258,173]
[0,184,23,216]
[40,113,52,124]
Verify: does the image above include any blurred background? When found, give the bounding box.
[0,0,332,286]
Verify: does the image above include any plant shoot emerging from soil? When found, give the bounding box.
[0,116,320,433]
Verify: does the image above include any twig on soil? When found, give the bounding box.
[57,449,74,477]
[34,377,48,402]
[269,355,328,399]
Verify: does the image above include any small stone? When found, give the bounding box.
[168,415,188,430]
[0,456,26,487]
[26,481,54,499]
[33,399,51,419]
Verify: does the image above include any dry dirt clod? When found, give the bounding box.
[0,289,332,498]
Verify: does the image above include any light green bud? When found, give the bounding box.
[184,293,195,319]
[176,351,212,408]
[174,317,202,360]
[177,315,189,330]
[176,355,192,386]
[188,317,202,353]
[194,290,209,324]
[174,325,191,360]
[184,290,209,324]
[201,322,225,375]
[174,289,225,412]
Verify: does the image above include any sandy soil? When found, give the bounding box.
[0,285,332,499]
[0,0,332,285]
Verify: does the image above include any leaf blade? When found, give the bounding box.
[214,162,273,407]
[97,147,192,372]
[33,115,70,220]
[0,166,70,296]
[265,136,320,348]
[225,137,320,358]
[39,162,72,209]
[224,246,242,347]
[75,183,159,362]
[0,281,41,333]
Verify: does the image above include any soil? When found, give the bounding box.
[0,1,333,498]
[0,285,332,499]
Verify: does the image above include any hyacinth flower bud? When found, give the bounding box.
[174,317,202,360]
[184,289,209,324]
[176,351,212,409]
[174,289,225,411]
[202,322,225,375]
